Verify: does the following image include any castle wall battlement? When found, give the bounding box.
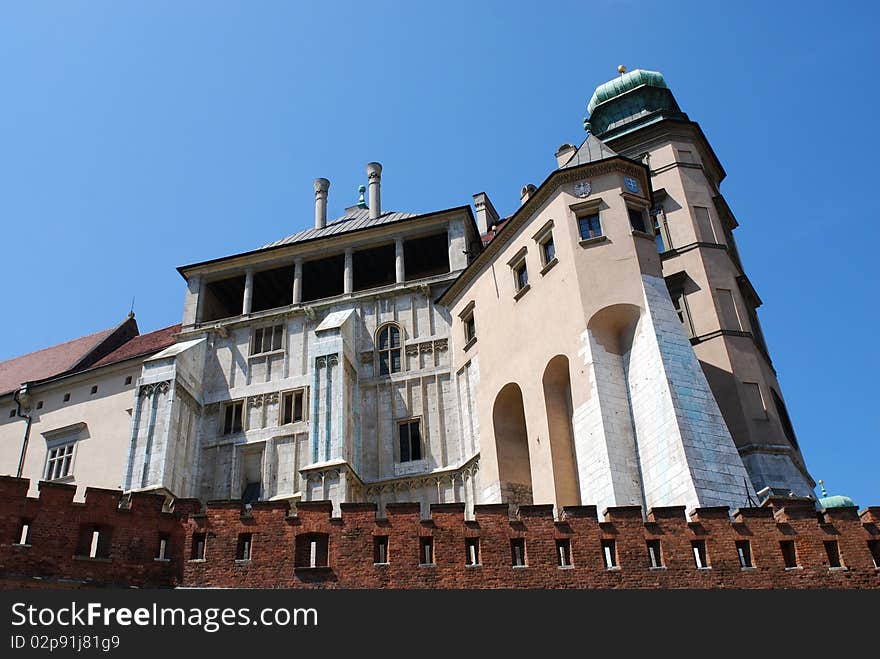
[1,477,878,589]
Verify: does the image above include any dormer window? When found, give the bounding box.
[377,324,402,375]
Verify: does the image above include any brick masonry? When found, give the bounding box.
[1,476,877,589]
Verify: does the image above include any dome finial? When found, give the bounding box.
[617,64,627,75]
[357,184,367,208]
[818,479,827,497]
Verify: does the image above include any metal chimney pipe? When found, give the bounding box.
[314,178,330,229]
[366,162,382,219]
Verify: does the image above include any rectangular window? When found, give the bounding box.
[157,534,169,560]
[251,324,284,356]
[780,540,798,568]
[237,533,253,561]
[692,540,708,568]
[868,540,880,568]
[647,540,663,568]
[694,206,716,243]
[601,539,618,569]
[192,533,206,560]
[628,207,647,233]
[45,443,75,481]
[17,519,31,546]
[736,540,753,568]
[670,289,695,338]
[398,420,422,463]
[373,536,389,564]
[652,211,669,252]
[124,376,133,386]
[281,389,306,425]
[742,382,767,420]
[463,312,476,344]
[77,525,112,559]
[716,289,743,331]
[223,401,244,435]
[824,541,842,568]
[678,149,694,163]
[510,538,526,567]
[539,233,556,266]
[577,213,602,240]
[8,409,15,418]
[557,538,572,567]
[513,260,528,293]
[90,385,98,395]
[465,538,480,566]
[419,537,434,565]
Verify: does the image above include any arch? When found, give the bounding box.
[492,383,533,506]
[586,303,641,355]
[542,355,581,507]
[375,323,402,375]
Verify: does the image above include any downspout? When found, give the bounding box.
[13,385,33,478]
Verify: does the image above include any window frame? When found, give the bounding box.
[532,219,558,274]
[376,323,403,376]
[397,418,424,464]
[250,324,285,357]
[506,247,530,299]
[44,441,76,481]
[279,388,308,425]
[627,205,649,234]
[221,399,245,436]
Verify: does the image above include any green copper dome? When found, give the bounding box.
[818,495,857,509]
[587,69,668,115]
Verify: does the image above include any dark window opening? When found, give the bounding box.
[419,537,434,565]
[868,540,880,568]
[353,243,396,291]
[90,385,98,395]
[191,533,206,560]
[510,538,526,567]
[373,536,389,564]
[251,325,284,355]
[771,389,799,449]
[201,275,246,322]
[464,314,476,343]
[628,207,647,233]
[157,533,170,560]
[378,324,402,375]
[653,213,668,252]
[302,254,344,303]
[601,539,618,568]
[647,540,663,568]
[465,537,480,566]
[736,540,753,568]
[252,265,294,313]
[16,519,32,545]
[223,401,244,435]
[541,235,556,265]
[242,482,261,504]
[513,261,528,292]
[76,524,112,559]
[780,540,798,568]
[63,393,70,403]
[557,538,572,567]
[824,541,842,568]
[577,213,602,240]
[295,533,329,568]
[282,390,305,424]
[36,401,43,409]
[404,232,450,280]
[692,540,708,568]
[124,376,132,386]
[398,420,422,462]
[237,533,253,561]
[8,409,15,418]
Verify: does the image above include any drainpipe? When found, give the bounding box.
[13,384,33,478]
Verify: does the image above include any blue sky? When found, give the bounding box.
[1,1,877,506]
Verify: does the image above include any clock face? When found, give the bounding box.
[574,180,591,198]
[624,176,640,193]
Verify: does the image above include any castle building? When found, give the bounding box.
[0,68,814,517]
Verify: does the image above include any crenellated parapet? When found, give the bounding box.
[1,476,877,589]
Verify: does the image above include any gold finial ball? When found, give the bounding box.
[618,64,627,74]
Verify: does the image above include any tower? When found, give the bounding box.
[583,67,813,496]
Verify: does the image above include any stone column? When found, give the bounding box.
[395,237,405,283]
[293,258,303,304]
[344,248,353,295]
[182,274,202,326]
[242,268,254,315]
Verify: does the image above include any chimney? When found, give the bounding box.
[472,192,499,236]
[366,162,382,219]
[555,143,576,168]
[520,184,536,205]
[314,177,330,229]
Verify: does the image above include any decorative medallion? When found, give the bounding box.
[574,180,591,198]
[624,176,640,193]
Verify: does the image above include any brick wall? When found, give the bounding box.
[1,476,878,589]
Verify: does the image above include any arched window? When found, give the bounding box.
[377,324,402,375]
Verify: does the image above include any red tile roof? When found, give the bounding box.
[0,318,180,397]
[91,324,181,368]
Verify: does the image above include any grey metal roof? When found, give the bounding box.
[560,134,618,168]
[263,206,418,249]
